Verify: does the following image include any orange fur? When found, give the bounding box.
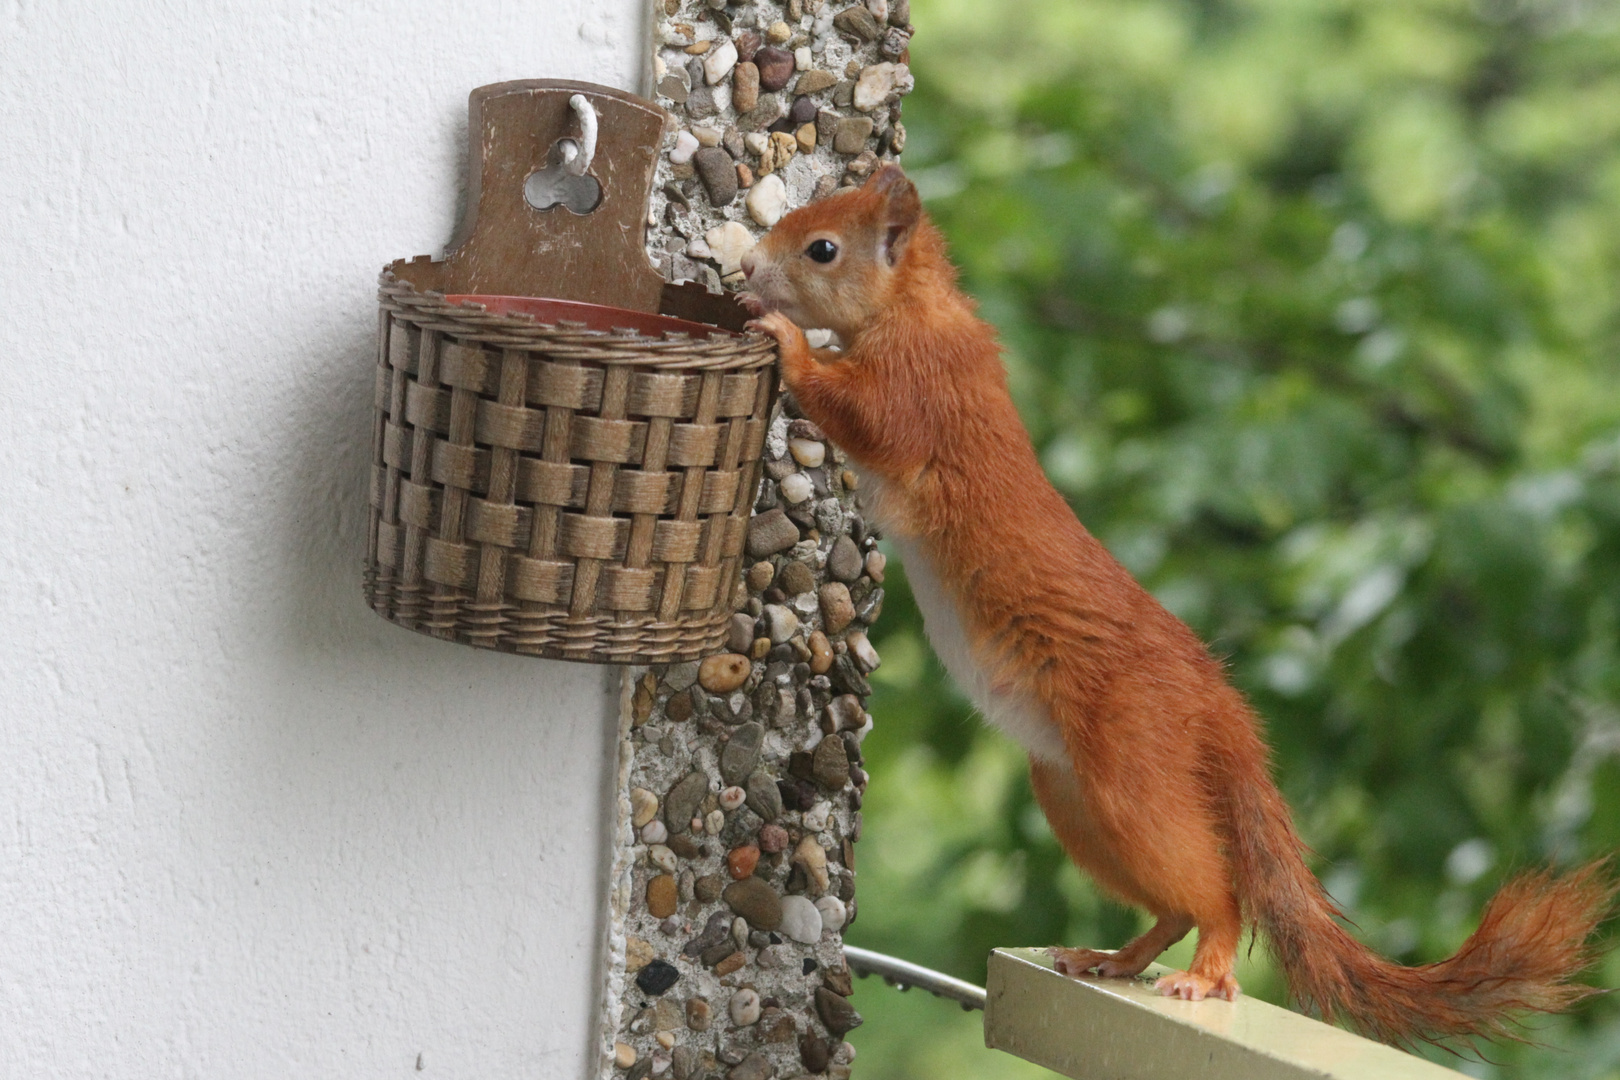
[741,166,1615,1044]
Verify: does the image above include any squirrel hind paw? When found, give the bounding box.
[1153,970,1241,1002]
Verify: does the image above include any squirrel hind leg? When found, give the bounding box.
[1051,914,1194,979]
[1153,903,1243,1002]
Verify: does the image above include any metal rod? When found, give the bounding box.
[842,945,988,1012]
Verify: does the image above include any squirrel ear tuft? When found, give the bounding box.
[868,165,920,267]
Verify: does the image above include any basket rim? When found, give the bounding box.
[379,267,771,361]
[442,292,749,342]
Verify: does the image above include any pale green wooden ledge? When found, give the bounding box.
[983,948,1468,1080]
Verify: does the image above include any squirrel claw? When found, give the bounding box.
[738,291,769,317]
[1153,970,1240,1002]
[746,310,803,344]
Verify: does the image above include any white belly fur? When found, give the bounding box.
[861,475,1069,764]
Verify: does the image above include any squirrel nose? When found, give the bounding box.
[741,251,757,279]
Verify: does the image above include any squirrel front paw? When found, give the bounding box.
[738,291,769,317]
[746,310,807,351]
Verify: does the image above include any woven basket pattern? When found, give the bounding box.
[364,273,778,664]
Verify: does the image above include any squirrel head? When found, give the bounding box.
[741,164,923,345]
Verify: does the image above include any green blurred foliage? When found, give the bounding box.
[843,1,1620,1076]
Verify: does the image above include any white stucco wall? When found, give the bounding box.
[0,2,646,1075]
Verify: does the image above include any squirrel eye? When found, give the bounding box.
[806,239,838,263]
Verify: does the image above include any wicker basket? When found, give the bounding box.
[363,80,777,664]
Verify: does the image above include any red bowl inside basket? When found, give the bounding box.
[445,294,747,340]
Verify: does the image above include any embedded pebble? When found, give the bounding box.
[616,1043,638,1069]
[847,630,881,673]
[728,844,760,879]
[694,146,738,206]
[808,630,834,674]
[793,835,830,894]
[665,771,710,832]
[853,62,910,111]
[864,549,885,582]
[730,987,763,1026]
[759,130,798,175]
[746,173,788,226]
[730,1053,774,1080]
[827,694,863,732]
[816,896,848,932]
[795,46,813,71]
[834,5,881,39]
[826,536,862,582]
[666,662,700,692]
[626,936,656,972]
[650,844,677,874]
[744,131,770,157]
[819,582,855,633]
[693,125,722,146]
[703,37,739,84]
[797,69,838,94]
[686,996,712,1031]
[642,819,670,845]
[759,822,789,853]
[812,734,851,789]
[724,876,783,929]
[765,20,792,43]
[637,958,681,996]
[802,800,832,832]
[832,116,873,155]
[755,46,796,91]
[671,130,701,164]
[631,787,660,828]
[779,895,823,944]
[720,728,761,791]
[788,438,826,467]
[700,653,751,692]
[816,987,864,1035]
[780,472,814,504]
[747,560,776,592]
[761,604,800,644]
[732,61,760,113]
[727,612,756,654]
[720,785,747,811]
[648,874,678,918]
[777,560,814,596]
[704,220,757,276]
[747,508,801,557]
[746,769,784,821]
[705,808,725,835]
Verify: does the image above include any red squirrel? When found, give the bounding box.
[739,164,1614,1045]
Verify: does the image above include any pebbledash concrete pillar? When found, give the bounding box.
[596,3,914,1078]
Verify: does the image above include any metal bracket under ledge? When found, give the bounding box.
[983,948,1469,1080]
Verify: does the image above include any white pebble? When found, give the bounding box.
[729,987,762,1026]
[792,592,819,617]
[733,916,750,949]
[719,785,746,811]
[670,130,700,165]
[685,236,712,260]
[704,220,757,276]
[653,1048,673,1073]
[805,328,833,348]
[795,46,812,70]
[703,38,739,84]
[780,472,814,505]
[866,0,888,20]
[641,819,669,845]
[789,438,826,468]
[834,1040,856,1064]
[649,844,677,873]
[816,895,848,933]
[803,800,832,832]
[746,173,789,227]
[847,630,881,673]
[779,894,823,944]
[704,808,725,835]
[744,132,770,157]
[854,62,912,112]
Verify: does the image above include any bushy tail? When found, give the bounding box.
[1223,759,1614,1046]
